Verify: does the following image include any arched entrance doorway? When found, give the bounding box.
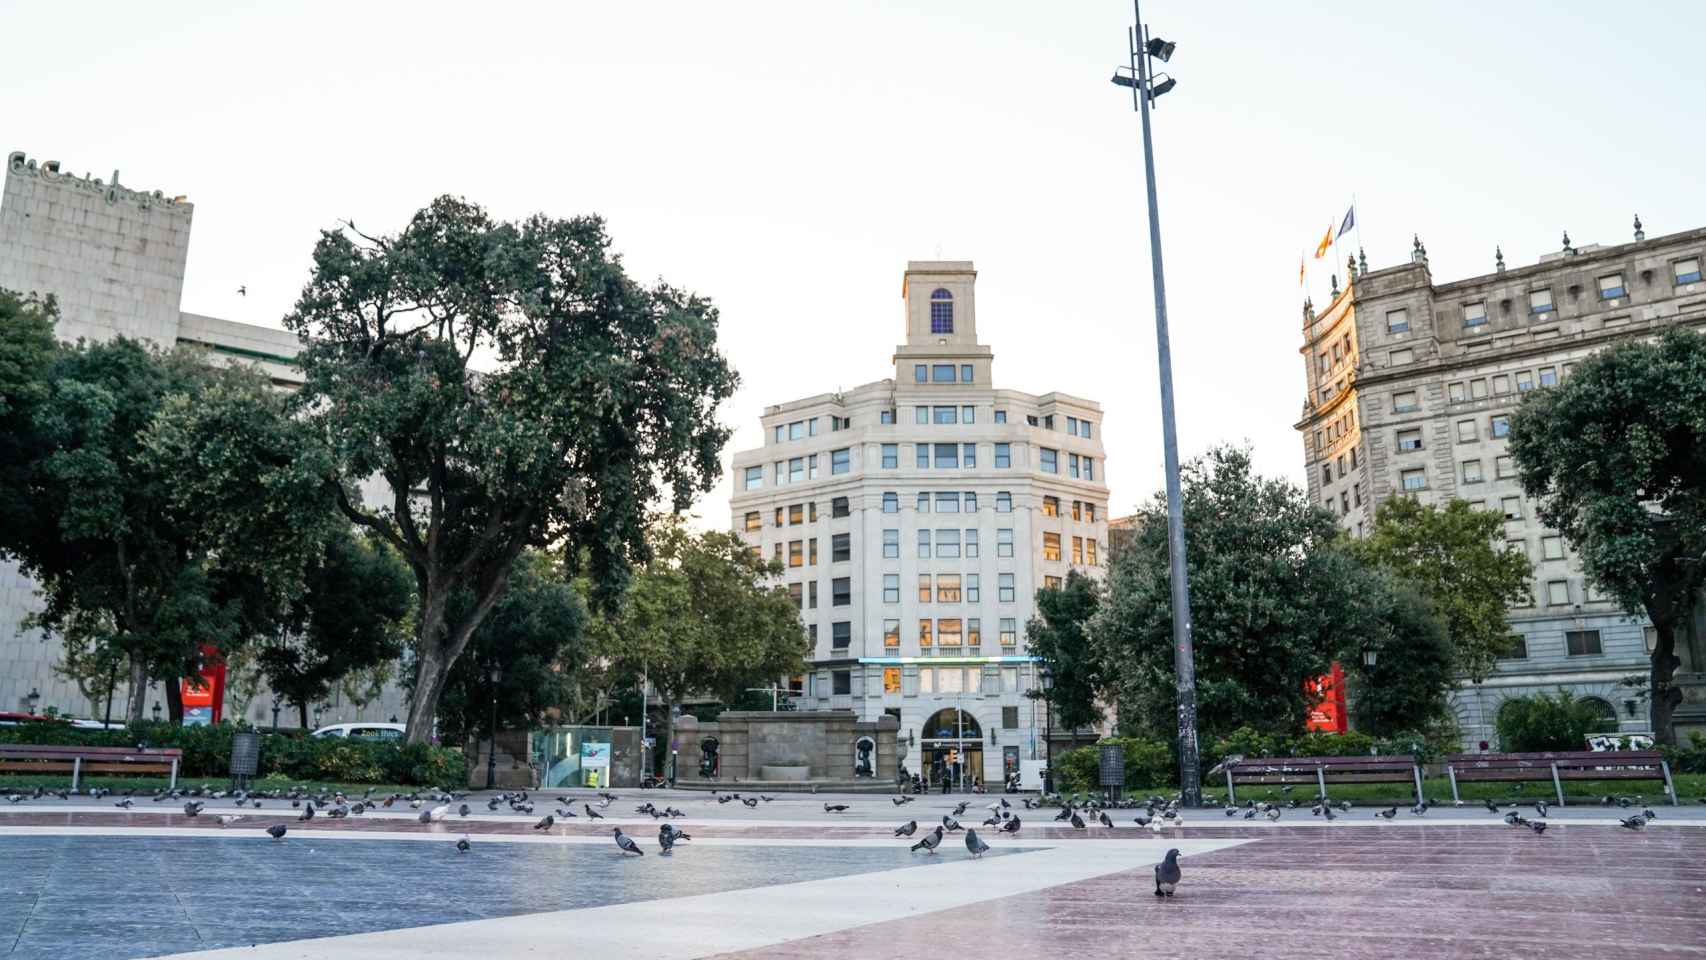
[920,708,982,790]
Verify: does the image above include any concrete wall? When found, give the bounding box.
[677,711,897,783]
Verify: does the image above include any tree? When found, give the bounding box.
[282,198,739,743]
[1352,497,1532,683]
[1495,689,1603,752]
[1025,571,1104,735]
[597,519,808,775]
[1507,328,1706,744]
[256,529,415,729]
[1338,569,1456,737]
[1090,446,1357,742]
[432,551,590,743]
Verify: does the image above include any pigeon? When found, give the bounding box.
[1265,806,1281,821]
[1069,812,1087,829]
[613,828,644,856]
[458,804,470,817]
[114,799,134,809]
[534,815,555,831]
[661,824,691,843]
[965,828,991,858]
[742,797,759,808]
[1534,800,1548,818]
[265,824,287,841]
[1529,820,1548,835]
[183,801,204,817]
[894,820,918,838]
[1134,815,1152,827]
[1224,805,1239,818]
[418,809,433,824]
[1000,816,1022,833]
[1643,809,1658,821]
[217,815,243,827]
[910,825,944,854]
[1054,805,1074,822]
[1485,799,1500,813]
[298,802,315,822]
[824,803,849,813]
[1376,806,1398,820]
[585,805,604,820]
[1504,811,1527,827]
[892,796,911,806]
[1100,812,1115,829]
[951,801,969,816]
[1410,801,1429,817]
[1619,815,1646,831]
[942,816,963,832]
[456,836,471,853]
[658,827,677,853]
[1322,805,1336,821]
[1154,848,1182,897]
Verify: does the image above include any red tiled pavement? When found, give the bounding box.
[708,826,1706,960]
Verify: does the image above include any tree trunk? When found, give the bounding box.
[125,655,147,725]
[405,653,447,745]
[402,560,517,745]
[298,700,311,730]
[1648,617,1681,746]
[663,699,678,782]
[165,678,184,725]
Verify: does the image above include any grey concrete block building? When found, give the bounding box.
[1296,225,1706,746]
[728,261,1110,787]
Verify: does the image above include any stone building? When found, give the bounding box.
[0,149,407,726]
[1296,224,1706,745]
[728,261,1110,787]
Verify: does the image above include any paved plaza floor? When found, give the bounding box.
[2,788,1702,959]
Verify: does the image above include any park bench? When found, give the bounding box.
[0,744,182,791]
[1444,750,1677,806]
[1222,754,1423,805]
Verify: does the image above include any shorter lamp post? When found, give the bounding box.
[1040,666,1055,794]
[313,704,323,729]
[25,687,41,715]
[151,701,162,723]
[270,700,281,731]
[485,666,503,791]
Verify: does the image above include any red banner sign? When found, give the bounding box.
[1304,661,1347,734]
[180,645,226,726]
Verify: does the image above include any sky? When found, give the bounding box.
[3,0,1701,525]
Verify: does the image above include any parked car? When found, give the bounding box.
[0,712,68,727]
[310,723,406,741]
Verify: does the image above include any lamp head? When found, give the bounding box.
[1149,76,1178,100]
[1145,37,1176,62]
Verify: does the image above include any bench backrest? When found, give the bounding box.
[1229,755,1417,773]
[1448,750,1661,768]
[0,744,183,760]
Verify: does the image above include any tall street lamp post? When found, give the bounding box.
[1112,0,1202,806]
[486,666,503,791]
[1040,666,1054,794]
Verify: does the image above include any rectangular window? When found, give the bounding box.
[917,492,930,513]
[1496,454,1515,478]
[743,511,761,531]
[918,619,933,647]
[1000,618,1017,646]
[996,491,1012,513]
[1449,381,1466,402]
[1508,538,1530,561]
[916,444,929,468]
[933,405,958,425]
[1539,366,1558,387]
[1397,428,1423,451]
[1001,703,1019,727]
[882,491,899,513]
[1502,496,1522,520]
[832,668,850,692]
[998,573,1016,603]
[937,574,961,603]
[914,364,928,383]
[831,448,850,474]
[1042,532,1062,561]
[1516,370,1535,392]
[1386,308,1410,333]
[968,619,982,648]
[881,443,898,469]
[937,666,965,694]
[787,582,802,608]
[1546,580,1570,606]
[1566,629,1602,657]
[1463,301,1488,327]
[1598,273,1625,299]
[1491,415,1510,438]
[809,580,818,609]
[1390,347,1413,366]
[831,533,851,563]
[787,503,802,525]
[994,409,1007,424]
[1456,420,1477,443]
[1043,575,1062,590]
[915,406,929,425]
[919,667,934,692]
[1401,468,1427,491]
[997,528,1013,557]
[744,465,763,490]
[810,501,818,522]
[1067,416,1078,435]
[1529,288,1553,314]
[935,528,961,558]
[962,405,975,424]
[960,364,974,383]
[883,665,901,691]
[966,574,980,603]
[1499,635,1528,660]
[789,421,804,441]
[937,618,962,646]
[1393,391,1419,413]
[1079,420,1093,439]
[1676,257,1703,285]
[934,443,958,469]
[1492,374,1511,395]
[1071,535,1084,564]
[774,462,783,484]
[1042,495,1060,517]
[961,528,978,559]
[931,364,956,383]
[1542,535,1564,560]
[1462,460,1483,484]
[1068,453,1080,479]
[994,442,1011,468]
[809,537,819,565]
[1083,457,1094,481]
[962,443,977,468]
[1086,539,1098,565]
[881,408,895,424]
[773,543,783,563]
[884,620,900,648]
[1040,448,1058,473]
[831,496,849,518]
[788,540,803,567]
[809,454,819,479]
[883,574,899,604]
[831,577,850,606]
[775,425,784,444]
[774,506,785,527]
[883,528,899,559]
[934,492,958,513]
[917,529,931,558]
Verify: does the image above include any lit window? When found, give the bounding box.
[1042,496,1059,516]
[789,503,804,525]
[1400,468,1426,491]
[918,619,933,647]
[999,618,1017,646]
[882,492,899,513]
[884,621,900,648]
[1040,448,1058,473]
[937,618,963,646]
[1386,308,1409,333]
[743,511,761,531]
[1675,258,1702,285]
[788,582,802,608]
[1463,301,1488,327]
[1043,575,1062,590]
[788,540,803,567]
[881,444,898,468]
[1393,391,1419,412]
[1597,274,1625,300]
[1397,429,1422,451]
[1042,532,1061,561]
[998,573,1015,603]
[1086,539,1097,564]
[1529,289,1553,314]
[970,620,983,648]
[883,665,901,691]
[1085,503,1097,522]
[1071,536,1083,564]
[744,466,763,490]
[994,442,1011,468]
[930,288,954,334]
[883,574,899,603]
[937,575,962,603]
[997,528,1014,557]
[831,448,850,474]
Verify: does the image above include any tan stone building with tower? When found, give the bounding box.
[1296,223,1706,745]
[728,261,1110,786]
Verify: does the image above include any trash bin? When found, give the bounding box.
[1098,743,1125,800]
[230,731,261,789]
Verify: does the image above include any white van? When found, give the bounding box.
[310,722,406,741]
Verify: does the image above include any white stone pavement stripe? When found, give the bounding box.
[151,837,1249,960]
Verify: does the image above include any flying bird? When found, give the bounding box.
[1154,848,1183,897]
[613,828,644,856]
[237,285,247,296]
[965,828,991,858]
[894,820,918,838]
[910,825,944,854]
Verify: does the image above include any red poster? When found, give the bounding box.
[180,645,226,726]
[1304,662,1347,733]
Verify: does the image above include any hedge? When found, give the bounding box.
[0,722,465,787]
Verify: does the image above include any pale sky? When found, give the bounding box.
[4,0,1700,524]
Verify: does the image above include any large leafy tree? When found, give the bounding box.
[1352,497,1531,683]
[597,519,808,774]
[1507,328,1706,743]
[433,551,590,742]
[283,198,739,743]
[1337,568,1456,737]
[1090,446,1356,741]
[1025,570,1104,734]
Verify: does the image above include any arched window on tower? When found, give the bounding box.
[930,288,954,334]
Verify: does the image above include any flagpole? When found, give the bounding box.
[1353,192,1365,264]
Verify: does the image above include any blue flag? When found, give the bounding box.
[1336,206,1356,240]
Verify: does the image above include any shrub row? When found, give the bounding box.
[0,722,465,786]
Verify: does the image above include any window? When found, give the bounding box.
[810,537,820,564]
[963,492,977,512]
[996,491,1012,513]
[1042,495,1060,517]
[1086,539,1098,565]
[1085,503,1097,522]
[821,576,845,606]
[1397,428,1423,451]
[880,409,895,425]
[787,582,802,608]
[994,409,1007,424]
[1538,366,1558,387]
[832,669,851,694]
[773,542,783,563]
[1390,348,1413,366]
[1081,456,1094,481]
[1043,575,1062,590]
[915,444,929,468]
[883,528,899,559]
[1676,257,1703,285]
[774,507,785,527]
[994,442,1011,468]
[961,364,974,383]
[1322,464,1333,485]
[930,288,954,333]
[743,511,761,531]
[1393,391,1419,413]
[1071,500,1082,521]
[918,667,934,692]
[933,406,957,425]
[937,666,964,694]
[1071,536,1084,564]
[1043,415,1054,430]
[997,528,1014,557]
[1353,485,1361,507]
[1456,420,1477,443]
[829,496,849,519]
[1386,308,1410,333]
[831,448,850,474]
[1067,416,1078,435]
[774,425,784,444]
[809,580,818,609]
[937,574,961,603]
[1078,419,1093,439]
[917,492,930,513]
[917,529,931,558]
[962,405,975,424]
[810,501,818,522]
[831,533,851,563]
[882,491,899,513]
[962,443,977,468]
[1529,288,1553,314]
[918,619,932,647]
[1490,415,1510,438]
[968,619,982,647]
[999,618,1017,646]
[884,620,900,648]
[1499,635,1528,660]
[931,364,956,383]
[789,503,804,525]
[934,443,959,469]
[1597,273,1625,300]
[884,666,901,692]
[1462,460,1483,484]
[1502,496,1522,520]
[809,454,819,479]
[1542,535,1564,560]
[1492,374,1511,395]
[915,406,929,425]
[935,528,961,558]
[788,540,803,567]
[1516,370,1534,392]
[832,415,850,431]
[881,443,898,468]
[1463,301,1488,327]
[1040,448,1058,473]
[883,574,899,603]
[1026,414,1038,426]
[1001,701,1019,727]
[1496,454,1515,478]
[1566,629,1602,656]
[933,492,958,513]
[831,622,851,651]
[1042,532,1061,561]
[966,574,980,602]
[1507,538,1530,560]
[1449,381,1466,402]
[1401,468,1426,491]
[914,364,927,384]
[998,573,1015,602]
[1069,454,1080,479]
[937,618,962,646]
[744,465,763,490]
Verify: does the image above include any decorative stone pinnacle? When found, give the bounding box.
[1411,234,1427,264]
[1331,273,1340,296]
[1347,254,1358,279]
[1495,245,1505,272]
[1357,248,1368,274]
[1633,214,1645,242]
[1562,230,1575,255]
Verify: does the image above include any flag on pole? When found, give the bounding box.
[1336,205,1356,240]
[1314,223,1333,259]
[1298,254,1306,287]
